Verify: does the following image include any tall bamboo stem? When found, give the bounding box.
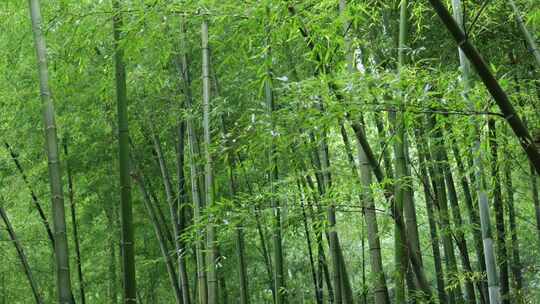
[27,0,74,301]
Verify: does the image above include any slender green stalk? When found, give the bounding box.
[104,203,118,304]
[209,61,249,304]
[449,132,489,304]
[265,6,286,303]
[131,167,183,304]
[0,203,44,304]
[63,137,86,304]
[220,115,249,304]
[303,174,335,303]
[428,0,540,174]
[238,157,276,300]
[337,3,370,302]
[393,1,424,301]
[143,168,175,250]
[448,1,501,303]
[429,119,476,303]
[355,131,391,304]
[414,127,447,304]
[111,1,137,302]
[150,132,184,304]
[502,131,523,297]
[488,120,509,304]
[27,0,74,302]
[298,181,323,304]
[443,146,476,304]
[266,56,286,304]
[176,12,207,304]
[177,15,202,304]
[426,115,463,304]
[508,0,540,68]
[175,121,192,304]
[201,18,218,304]
[4,142,54,247]
[350,122,432,300]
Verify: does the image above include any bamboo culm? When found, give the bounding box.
[131,166,183,304]
[27,0,74,301]
[508,0,540,68]
[414,127,448,304]
[4,142,55,247]
[201,18,218,304]
[112,0,137,302]
[356,131,391,304]
[265,7,287,303]
[0,204,44,304]
[150,132,184,304]
[63,137,86,304]
[428,0,540,175]
[488,119,510,304]
[175,120,192,304]
[448,1,501,302]
[426,115,463,304]
[349,121,433,300]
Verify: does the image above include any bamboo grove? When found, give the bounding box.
[1,0,540,303]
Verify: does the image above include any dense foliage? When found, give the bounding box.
[1,0,539,303]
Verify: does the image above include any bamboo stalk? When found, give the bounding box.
[111,0,137,301]
[0,204,44,304]
[509,0,540,68]
[428,0,540,175]
[201,18,218,304]
[448,1,502,302]
[27,0,74,301]
[63,137,86,304]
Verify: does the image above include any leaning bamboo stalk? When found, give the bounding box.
[219,110,249,304]
[338,122,390,304]
[0,203,44,304]
[428,0,540,174]
[237,156,276,299]
[355,131,391,304]
[508,0,540,68]
[443,163,478,304]
[4,142,54,247]
[131,168,183,304]
[297,181,323,304]
[396,1,424,276]
[392,3,413,300]
[338,1,431,299]
[303,173,335,303]
[350,122,432,299]
[288,4,353,301]
[150,132,184,304]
